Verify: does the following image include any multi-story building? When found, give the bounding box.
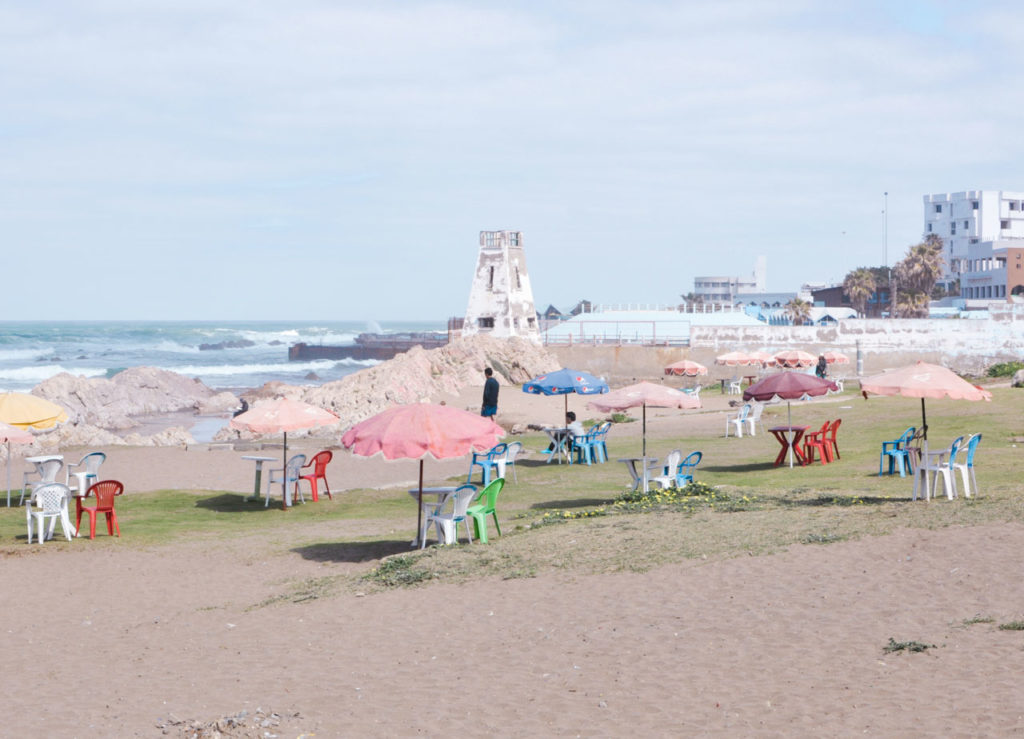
[923,190,1024,291]
[692,256,767,303]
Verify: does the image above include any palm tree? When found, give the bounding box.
[785,297,812,326]
[843,268,877,317]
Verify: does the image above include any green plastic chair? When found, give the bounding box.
[465,477,505,543]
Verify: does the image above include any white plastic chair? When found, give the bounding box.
[66,452,106,497]
[727,378,742,395]
[425,484,478,547]
[923,436,965,501]
[744,403,765,436]
[21,457,64,506]
[683,384,702,401]
[952,433,981,498]
[650,450,682,490]
[26,482,74,543]
[266,454,306,507]
[726,404,750,437]
[504,441,523,482]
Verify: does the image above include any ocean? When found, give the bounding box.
[0,320,446,394]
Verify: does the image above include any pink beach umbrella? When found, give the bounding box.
[1,422,34,508]
[860,361,991,495]
[230,397,340,508]
[588,382,700,463]
[715,351,758,367]
[664,360,708,377]
[749,350,775,366]
[341,403,505,544]
[823,351,850,365]
[744,372,838,468]
[772,350,817,368]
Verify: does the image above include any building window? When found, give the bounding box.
[963,220,969,228]
[935,204,942,213]
[488,266,494,289]
[477,317,495,329]
[515,266,521,289]
[1011,202,1019,211]
[951,225,956,235]
[510,232,520,246]
[972,201,979,210]
[1002,220,1010,229]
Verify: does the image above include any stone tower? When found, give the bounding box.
[462,230,540,341]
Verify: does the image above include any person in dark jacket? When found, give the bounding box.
[481,367,499,417]
[815,355,827,379]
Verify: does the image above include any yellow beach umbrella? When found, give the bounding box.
[0,393,68,429]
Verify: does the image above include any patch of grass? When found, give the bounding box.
[962,615,995,626]
[883,638,936,653]
[249,575,343,609]
[610,412,634,423]
[363,555,434,588]
[801,531,845,545]
[998,621,1024,631]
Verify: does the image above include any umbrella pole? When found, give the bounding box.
[787,401,794,469]
[642,403,648,493]
[415,459,424,548]
[5,440,10,507]
[281,430,289,510]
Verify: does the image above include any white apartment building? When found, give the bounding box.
[923,190,1024,289]
[693,256,767,302]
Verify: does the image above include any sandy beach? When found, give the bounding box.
[4,379,1023,736]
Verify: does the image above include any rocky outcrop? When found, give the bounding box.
[26,423,194,450]
[1013,369,1024,388]
[298,333,559,432]
[34,367,218,429]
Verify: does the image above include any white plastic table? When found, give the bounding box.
[618,456,659,493]
[407,487,458,547]
[543,427,571,464]
[241,456,277,502]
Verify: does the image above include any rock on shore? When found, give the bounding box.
[218,334,560,442]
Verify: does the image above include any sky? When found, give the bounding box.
[4,0,1024,321]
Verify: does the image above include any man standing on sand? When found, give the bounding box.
[481,367,499,418]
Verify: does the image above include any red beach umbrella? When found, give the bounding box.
[664,360,708,377]
[744,372,837,467]
[1,422,34,508]
[341,403,505,544]
[772,350,817,368]
[715,351,758,367]
[230,397,340,508]
[588,382,701,460]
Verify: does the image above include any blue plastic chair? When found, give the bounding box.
[676,451,703,485]
[572,427,601,465]
[591,421,611,463]
[879,426,916,477]
[467,443,507,486]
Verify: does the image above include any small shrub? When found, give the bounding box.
[610,412,634,423]
[987,361,1024,378]
[962,615,995,626]
[883,638,935,653]
[998,621,1024,631]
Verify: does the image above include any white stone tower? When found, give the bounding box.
[462,230,540,341]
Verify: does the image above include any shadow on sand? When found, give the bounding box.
[293,539,415,563]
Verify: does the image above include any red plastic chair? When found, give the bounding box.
[298,451,333,502]
[802,421,832,465]
[826,418,842,461]
[76,480,124,539]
